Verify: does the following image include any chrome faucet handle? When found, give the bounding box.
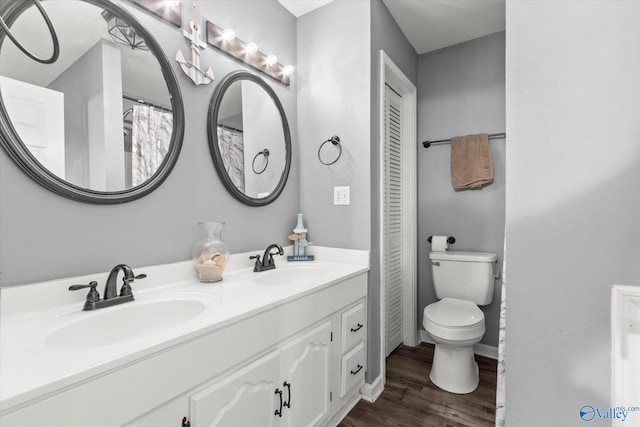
[250,254,262,272]
[123,273,147,284]
[120,273,146,297]
[68,281,98,291]
[69,281,100,306]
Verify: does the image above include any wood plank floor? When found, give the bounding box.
[339,343,497,427]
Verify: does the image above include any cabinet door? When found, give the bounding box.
[189,350,280,427]
[279,321,332,427]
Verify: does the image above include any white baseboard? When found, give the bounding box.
[359,374,384,402]
[419,330,498,360]
[326,392,362,427]
[327,376,385,426]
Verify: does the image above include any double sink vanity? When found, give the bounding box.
[0,247,369,427]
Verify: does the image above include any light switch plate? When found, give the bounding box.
[334,186,350,205]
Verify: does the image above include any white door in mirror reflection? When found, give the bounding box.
[1,76,65,177]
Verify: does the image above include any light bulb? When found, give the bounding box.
[266,54,277,66]
[246,42,258,54]
[283,65,294,76]
[222,28,235,41]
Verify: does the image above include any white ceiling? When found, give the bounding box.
[277,0,334,17]
[278,0,505,54]
[382,0,505,54]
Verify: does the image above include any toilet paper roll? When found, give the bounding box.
[430,235,449,251]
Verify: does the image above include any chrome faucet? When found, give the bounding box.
[250,243,284,272]
[69,264,146,310]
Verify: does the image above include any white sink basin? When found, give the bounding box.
[248,265,328,285]
[45,294,219,349]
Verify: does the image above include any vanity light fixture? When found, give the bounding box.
[130,0,182,28]
[206,20,292,86]
[221,28,236,41]
[265,54,278,66]
[246,42,258,55]
[102,10,149,51]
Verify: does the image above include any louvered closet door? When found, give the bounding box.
[384,85,403,357]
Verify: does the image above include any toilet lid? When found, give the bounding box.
[424,298,484,328]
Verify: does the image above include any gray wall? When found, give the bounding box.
[504,1,640,425]
[417,32,505,347]
[296,0,372,376]
[298,0,420,385]
[0,0,298,286]
[369,0,418,381]
[297,0,371,251]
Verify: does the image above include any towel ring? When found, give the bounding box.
[252,149,269,174]
[318,135,342,166]
[0,0,60,64]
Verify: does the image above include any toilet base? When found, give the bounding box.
[429,342,479,394]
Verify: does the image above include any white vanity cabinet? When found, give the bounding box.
[0,257,367,427]
[189,321,332,427]
[129,281,365,427]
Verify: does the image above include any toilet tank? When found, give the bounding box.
[429,251,498,305]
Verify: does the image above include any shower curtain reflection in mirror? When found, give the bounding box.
[128,104,173,187]
[217,126,245,193]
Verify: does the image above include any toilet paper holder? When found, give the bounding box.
[427,236,455,245]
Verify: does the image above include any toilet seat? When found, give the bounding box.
[424,297,484,328]
[423,298,485,342]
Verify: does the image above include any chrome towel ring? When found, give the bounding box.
[252,149,270,174]
[318,135,342,166]
[0,0,60,64]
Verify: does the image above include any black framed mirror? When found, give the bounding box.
[0,0,184,204]
[208,71,291,206]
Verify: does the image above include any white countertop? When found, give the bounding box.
[0,246,369,412]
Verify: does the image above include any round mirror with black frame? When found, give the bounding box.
[0,0,184,204]
[208,71,291,206]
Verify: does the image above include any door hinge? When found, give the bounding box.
[182,416,190,427]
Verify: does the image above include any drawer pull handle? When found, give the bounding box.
[274,388,283,417]
[350,364,363,375]
[350,323,363,332]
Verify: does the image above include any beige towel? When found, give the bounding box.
[450,133,493,190]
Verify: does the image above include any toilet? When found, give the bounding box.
[423,250,497,394]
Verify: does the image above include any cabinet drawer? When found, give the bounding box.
[340,342,365,397]
[341,302,365,352]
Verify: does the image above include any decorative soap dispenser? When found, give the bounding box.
[288,213,313,261]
